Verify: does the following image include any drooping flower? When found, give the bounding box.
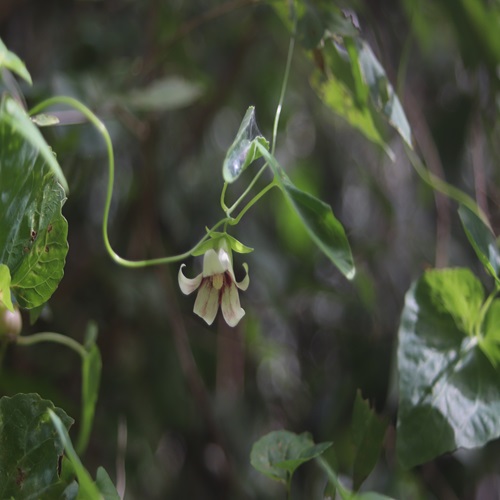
[178,240,249,327]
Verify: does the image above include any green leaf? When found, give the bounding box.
[397,268,500,468]
[353,38,412,150]
[351,391,387,490]
[274,4,412,158]
[3,96,68,192]
[458,204,500,284]
[0,264,14,311]
[310,39,393,160]
[222,106,270,183]
[49,410,102,499]
[76,336,102,455]
[257,143,355,279]
[95,467,120,499]
[123,75,204,112]
[0,97,69,309]
[250,430,332,483]
[480,299,500,368]
[0,37,32,84]
[0,393,73,498]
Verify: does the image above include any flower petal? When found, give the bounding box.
[220,282,245,327]
[178,264,202,295]
[236,262,249,291]
[203,249,226,277]
[193,280,219,325]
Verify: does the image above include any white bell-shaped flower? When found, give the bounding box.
[178,241,249,327]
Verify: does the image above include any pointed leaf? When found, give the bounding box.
[222,106,269,183]
[257,143,355,279]
[3,97,68,192]
[0,393,73,498]
[95,467,120,499]
[351,391,387,490]
[353,38,412,150]
[273,4,412,158]
[0,38,32,84]
[458,204,500,283]
[0,97,69,309]
[397,268,500,468]
[250,430,332,483]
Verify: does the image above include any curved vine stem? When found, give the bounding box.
[405,145,490,227]
[14,331,87,358]
[29,96,233,267]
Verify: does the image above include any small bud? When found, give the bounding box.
[0,305,22,337]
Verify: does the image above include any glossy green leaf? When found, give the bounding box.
[353,38,412,150]
[49,410,102,499]
[76,337,102,455]
[123,75,204,112]
[257,143,355,279]
[250,430,332,483]
[0,97,69,309]
[351,391,387,490]
[458,204,500,283]
[397,268,500,468]
[0,37,32,84]
[274,3,412,158]
[0,264,14,311]
[2,97,68,192]
[0,393,73,498]
[222,106,269,183]
[310,39,393,159]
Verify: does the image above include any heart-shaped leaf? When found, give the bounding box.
[0,96,69,309]
[397,268,500,468]
[250,430,332,483]
[0,393,73,498]
[257,142,355,279]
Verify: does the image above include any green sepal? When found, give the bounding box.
[192,232,253,257]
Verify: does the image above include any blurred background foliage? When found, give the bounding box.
[2,0,500,498]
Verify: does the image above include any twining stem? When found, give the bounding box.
[223,163,269,216]
[405,145,490,226]
[228,181,278,226]
[29,96,232,267]
[15,332,87,358]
